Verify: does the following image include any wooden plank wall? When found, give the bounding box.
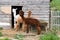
[0,0,50,29]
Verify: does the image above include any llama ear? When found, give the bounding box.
[27,11,32,13]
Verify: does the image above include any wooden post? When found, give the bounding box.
[49,1,52,30]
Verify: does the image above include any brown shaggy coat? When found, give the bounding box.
[19,10,41,35]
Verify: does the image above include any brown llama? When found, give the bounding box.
[19,10,41,35]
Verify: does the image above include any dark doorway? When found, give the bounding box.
[11,6,23,28]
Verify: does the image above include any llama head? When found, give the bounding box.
[19,10,24,17]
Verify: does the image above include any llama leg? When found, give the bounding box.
[26,25,29,33]
[22,24,29,33]
[36,26,41,35]
[15,24,19,31]
[22,22,24,32]
[22,24,27,32]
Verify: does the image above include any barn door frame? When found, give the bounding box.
[11,6,23,28]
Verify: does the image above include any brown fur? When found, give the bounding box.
[40,22,48,31]
[27,11,32,18]
[19,10,41,35]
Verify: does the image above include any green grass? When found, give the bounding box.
[0,38,10,40]
[14,34,25,40]
[0,27,3,30]
[39,33,60,40]
[4,38,10,40]
[39,28,60,40]
[0,32,3,37]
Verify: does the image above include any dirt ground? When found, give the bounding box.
[0,29,60,40]
[0,29,40,40]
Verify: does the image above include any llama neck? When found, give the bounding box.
[21,15,25,20]
[28,13,31,18]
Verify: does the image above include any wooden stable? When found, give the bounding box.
[0,0,50,30]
